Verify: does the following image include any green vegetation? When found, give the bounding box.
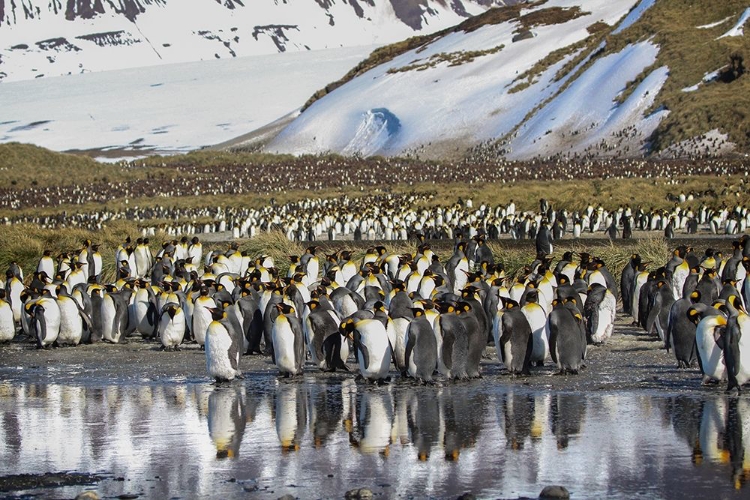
[387,45,505,73]
[0,143,149,189]
[0,220,674,286]
[598,0,750,153]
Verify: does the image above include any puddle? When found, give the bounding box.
[0,379,748,499]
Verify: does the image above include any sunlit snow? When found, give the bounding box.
[0,46,373,159]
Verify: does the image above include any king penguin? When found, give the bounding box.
[547,299,586,374]
[584,283,616,345]
[205,307,243,383]
[521,289,549,366]
[159,302,186,351]
[340,317,392,383]
[404,308,438,383]
[667,290,702,368]
[271,303,305,377]
[695,309,728,384]
[0,290,15,343]
[27,293,61,349]
[494,298,533,376]
[305,299,348,372]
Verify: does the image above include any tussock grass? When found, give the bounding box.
[0,143,147,189]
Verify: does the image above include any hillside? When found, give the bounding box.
[264,0,750,160]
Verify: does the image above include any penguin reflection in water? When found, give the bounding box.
[208,386,247,459]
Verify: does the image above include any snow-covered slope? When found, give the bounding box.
[0,45,373,157]
[0,0,507,82]
[266,0,670,160]
[262,0,750,160]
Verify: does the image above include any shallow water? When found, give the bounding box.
[0,376,749,499]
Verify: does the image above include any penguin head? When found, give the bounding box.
[339,318,356,337]
[689,290,701,303]
[500,297,519,310]
[275,303,295,315]
[206,307,225,322]
[166,304,179,319]
[456,301,472,315]
[306,300,320,310]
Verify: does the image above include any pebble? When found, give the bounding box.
[75,492,99,500]
[345,488,374,499]
[540,485,570,499]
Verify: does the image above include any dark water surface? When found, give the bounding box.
[1,376,749,499]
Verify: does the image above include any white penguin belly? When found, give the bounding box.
[57,298,82,345]
[272,322,298,374]
[160,314,185,348]
[206,324,236,381]
[0,302,14,342]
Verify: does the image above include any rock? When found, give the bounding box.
[540,485,570,499]
[277,495,296,500]
[345,488,374,499]
[457,494,476,500]
[75,493,99,500]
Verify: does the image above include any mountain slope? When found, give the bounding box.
[265,0,750,160]
[0,0,509,82]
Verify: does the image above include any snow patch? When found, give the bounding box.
[718,8,750,38]
[681,68,720,92]
[342,108,401,157]
[507,41,666,159]
[612,0,655,35]
[697,17,732,29]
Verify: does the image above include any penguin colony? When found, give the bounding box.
[4,234,750,392]
[0,236,602,382]
[9,189,750,245]
[625,236,750,392]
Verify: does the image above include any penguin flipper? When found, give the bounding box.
[77,305,93,333]
[548,322,558,365]
[404,330,416,372]
[356,332,370,371]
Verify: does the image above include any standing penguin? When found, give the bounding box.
[55,286,85,346]
[584,283,616,345]
[723,297,750,393]
[547,300,586,374]
[101,285,133,344]
[159,303,186,351]
[205,307,243,383]
[133,279,159,339]
[340,318,392,383]
[304,300,348,372]
[695,310,728,384]
[494,298,533,376]
[193,287,217,349]
[455,301,485,378]
[666,290,702,368]
[27,294,61,349]
[271,303,305,377]
[404,308,438,383]
[646,280,676,343]
[0,291,14,343]
[521,289,548,367]
[620,254,641,315]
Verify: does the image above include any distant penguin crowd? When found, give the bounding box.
[6,190,750,243]
[3,232,750,392]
